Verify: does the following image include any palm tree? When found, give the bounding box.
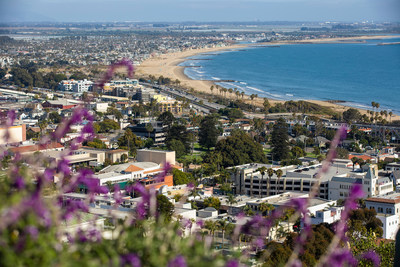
[389,111,393,123]
[228,88,233,99]
[256,166,267,197]
[235,90,240,100]
[227,194,237,215]
[218,219,228,249]
[210,85,214,95]
[275,169,283,195]
[259,202,274,216]
[240,92,244,99]
[205,220,218,244]
[145,123,154,138]
[267,168,274,196]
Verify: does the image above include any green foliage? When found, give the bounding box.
[117,129,143,156]
[157,111,175,127]
[218,108,244,120]
[94,119,120,133]
[349,208,383,237]
[207,131,267,168]
[86,138,107,149]
[0,68,6,79]
[336,147,349,159]
[199,115,219,150]
[48,111,62,124]
[166,124,191,157]
[350,230,395,267]
[156,194,174,222]
[271,118,290,161]
[343,108,362,124]
[203,197,221,210]
[172,168,194,186]
[69,71,88,80]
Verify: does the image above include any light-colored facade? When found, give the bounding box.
[58,79,93,93]
[311,206,344,225]
[136,149,176,165]
[0,124,26,145]
[365,193,400,240]
[328,165,393,200]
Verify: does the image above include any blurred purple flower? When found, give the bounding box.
[120,253,141,267]
[225,259,239,267]
[168,255,187,267]
[25,226,38,240]
[97,58,134,89]
[360,251,380,267]
[323,248,358,267]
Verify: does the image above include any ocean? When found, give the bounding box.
[180,36,400,114]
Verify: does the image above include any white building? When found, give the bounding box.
[311,206,344,225]
[328,165,393,200]
[365,193,400,240]
[58,79,93,93]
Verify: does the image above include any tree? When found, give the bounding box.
[211,131,267,168]
[259,202,274,216]
[157,111,175,128]
[275,169,283,194]
[117,129,143,156]
[267,168,274,196]
[336,147,349,159]
[145,123,154,138]
[291,146,305,159]
[349,208,383,237]
[343,108,361,124]
[203,197,221,210]
[271,118,290,161]
[94,119,120,133]
[48,112,61,124]
[205,220,218,243]
[199,115,219,150]
[218,219,229,249]
[351,157,359,171]
[86,138,107,149]
[156,194,174,222]
[166,124,191,155]
[172,168,193,186]
[257,166,267,197]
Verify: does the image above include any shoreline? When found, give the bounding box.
[136,35,399,119]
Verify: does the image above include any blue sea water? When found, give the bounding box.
[180,37,400,114]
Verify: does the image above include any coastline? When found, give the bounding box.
[136,35,399,119]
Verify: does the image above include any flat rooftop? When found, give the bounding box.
[366,192,400,204]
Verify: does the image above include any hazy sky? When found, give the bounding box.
[1,0,399,22]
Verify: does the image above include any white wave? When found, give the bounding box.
[211,77,220,80]
[246,86,264,93]
[239,82,247,85]
[286,94,294,97]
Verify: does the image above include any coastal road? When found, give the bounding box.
[140,82,226,114]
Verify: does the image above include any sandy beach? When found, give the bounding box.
[136,35,399,119]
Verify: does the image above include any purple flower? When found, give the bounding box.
[288,260,302,267]
[168,255,187,267]
[120,253,141,267]
[13,176,25,190]
[323,249,358,267]
[360,251,380,267]
[97,59,134,89]
[225,260,239,267]
[25,226,38,240]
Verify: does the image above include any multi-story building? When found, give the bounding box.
[58,79,93,93]
[157,99,183,115]
[128,122,166,145]
[328,165,393,200]
[365,193,400,239]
